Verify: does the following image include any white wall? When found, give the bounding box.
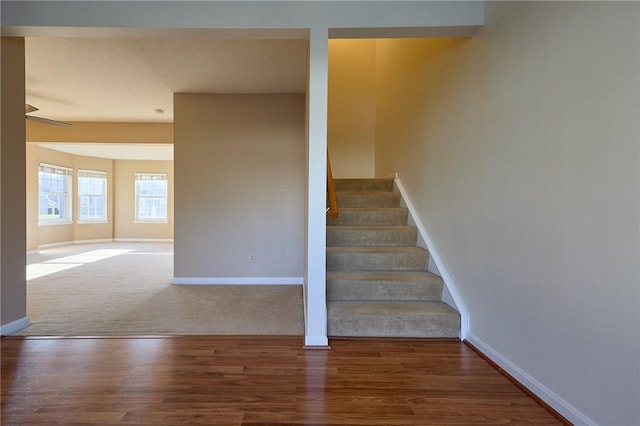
[374,2,639,425]
[174,94,305,281]
[1,2,483,35]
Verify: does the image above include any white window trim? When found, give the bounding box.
[134,172,169,223]
[77,169,108,224]
[38,163,73,225]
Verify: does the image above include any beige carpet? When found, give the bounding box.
[18,242,304,336]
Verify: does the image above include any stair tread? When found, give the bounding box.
[327,246,427,253]
[334,178,394,182]
[333,179,394,192]
[334,207,407,211]
[327,270,441,282]
[329,300,457,315]
[336,190,396,195]
[327,225,414,230]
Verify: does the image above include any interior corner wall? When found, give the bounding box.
[26,145,116,249]
[373,2,640,425]
[113,159,173,240]
[174,93,305,279]
[327,39,376,178]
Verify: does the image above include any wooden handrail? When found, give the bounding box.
[327,153,339,219]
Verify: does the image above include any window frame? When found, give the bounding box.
[38,163,73,225]
[134,172,168,223]
[77,169,108,223]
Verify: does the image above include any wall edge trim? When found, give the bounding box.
[394,174,469,339]
[465,333,596,426]
[305,335,329,346]
[172,277,303,285]
[0,317,31,336]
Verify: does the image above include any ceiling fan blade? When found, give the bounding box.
[26,115,73,128]
[25,104,39,113]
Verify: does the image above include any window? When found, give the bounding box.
[135,173,168,222]
[38,163,72,224]
[78,170,107,222]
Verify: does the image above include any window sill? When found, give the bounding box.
[77,220,109,224]
[38,221,73,226]
[134,220,169,224]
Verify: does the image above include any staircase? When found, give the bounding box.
[326,178,460,338]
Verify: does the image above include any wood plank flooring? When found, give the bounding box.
[1,336,563,425]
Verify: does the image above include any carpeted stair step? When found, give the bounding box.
[333,178,395,192]
[327,271,443,301]
[336,191,400,208]
[326,226,418,247]
[327,301,460,338]
[326,247,428,272]
[327,207,409,226]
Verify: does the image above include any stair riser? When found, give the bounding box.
[336,192,400,208]
[326,250,428,272]
[327,209,408,226]
[333,179,394,192]
[326,227,417,247]
[328,320,460,338]
[327,280,442,301]
[328,309,460,338]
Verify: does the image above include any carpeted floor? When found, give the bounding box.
[18,242,304,336]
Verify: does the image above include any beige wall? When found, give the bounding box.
[25,143,39,251]
[327,39,376,178]
[174,93,305,279]
[113,160,173,240]
[374,3,639,425]
[27,121,173,144]
[1,37,27,328]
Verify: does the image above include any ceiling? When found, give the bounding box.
[25,36,309,160]
[25,36,309,123]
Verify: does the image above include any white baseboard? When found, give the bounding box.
[35,239,173,252]
[74,239,114,245]
[38,241,75,250]
[0,317,30,335]
[466,333,596,426]
[394,174,469,339]
[114,238,174,243]
[172,277,303,285]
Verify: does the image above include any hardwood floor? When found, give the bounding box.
[1,336,563,425]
